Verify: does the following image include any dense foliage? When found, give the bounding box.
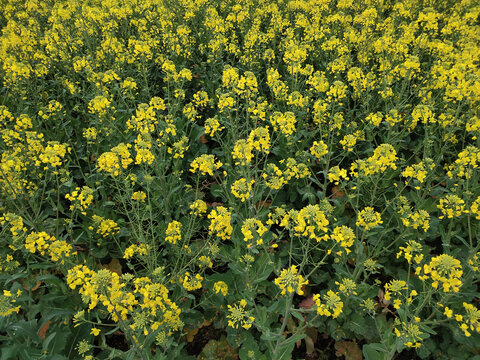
[0,0,479,359]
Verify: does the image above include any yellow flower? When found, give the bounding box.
[168,136,189,159]
[313,290,343,319]
[365,112,383,126]
[395,321,423,348]
[356,207,382,230]
[165,221,182,245]
[468,251,480,271]
[217,93,235,112]
[66,186,94,214]
[0,290,21,316]
[83,127,98,141]
[198,255,213,268]
[456,302,480,337]
[402,210,431,232]
[354,144,398,177]
[428,254,463,292]
[446,146,480,179]
[328,166,349,185]
[336,278,357,296]
[393,299,402,309]
[340,134,358,151]
[134,135,154,165]
[397,241,423,264]
[402,159,434,184]
[270,111,296,137]
[241,218,267,247]
[290,205,329,242]
[190,154,222,176]
[25,231,72,263]
[231,178,254,202]
[248,127,270,154]
[310,141,328,159]
[222,65,239,89]
[90,215,120,238]
[123,244,149,259]
[189,200,208,216]
[232,139,254,166]
[204,117,224,137]
[282,158,310,180]
[208,207,232,240]
[437,195,466,219]
[384,279,408,301]
[97,143,133,176]
[274,265,308,295]
[182,272,203,291]
[329,226,356,254]
[213,281,228,296]
[131,191,147,202]
[0,213,27,239]
[471,197,480,220]
[91,328,100,336]
[38,141,70,170]
[227,299,255,330]
[444,307,453,318]
[88,95,112,118]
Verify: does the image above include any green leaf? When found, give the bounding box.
[49,355,69,360]
[348,313,366,336]
[253,256,274,284]
[210,184,227,201]
[228,262,246,275]
[363,343,388,360]
[272,333,306,360]
[291,310,305,323]
[1,346,19,360]
[8,320,41,342]
[44,330,67,354]
[260,331,282,342]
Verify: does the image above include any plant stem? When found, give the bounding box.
[272,293,294,357]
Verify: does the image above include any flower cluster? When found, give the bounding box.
[213,281,228,296]
[274,265,308,296]
[231,178,254,202]
[2,0,480,357]
[190,154,222,176]
[25,231,73,263]
[356,207,383,230]
[288,205,329,241]
[123,244,149,259]
[208,207,232,241]
[313,291,343,319]
[189,200,207,216]
[227,299,255,330]
[182,272,203,291]
[241,219,268,247]
[165,221,182,245]
[66,186,94,215]
[67,266,182,336]
[97,144,133,176]
[423,254,463,292]
[90,215,120,238]
[0,289,21,317]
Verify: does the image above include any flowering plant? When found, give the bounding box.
[0,0,479,359]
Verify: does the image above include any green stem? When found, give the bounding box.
[272,293,294,357]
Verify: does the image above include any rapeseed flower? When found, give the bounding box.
[274,265,308,295]
[227,299,254,330]
[313,290,343,319]
[356,207,382,230]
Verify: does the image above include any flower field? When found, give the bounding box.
[0,0,480,359]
